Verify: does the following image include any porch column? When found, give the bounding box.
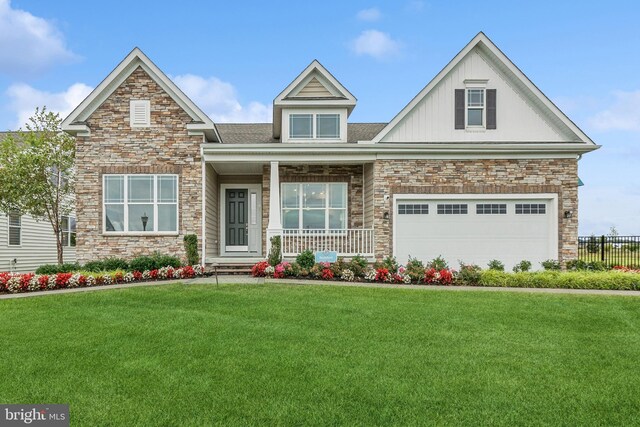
[267,161,282,242]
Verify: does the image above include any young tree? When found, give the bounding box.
[0,108,76,265]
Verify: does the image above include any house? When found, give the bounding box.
[61,32,598,270]
[1,132,77,272]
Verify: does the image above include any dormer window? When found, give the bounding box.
[288,112,341,140]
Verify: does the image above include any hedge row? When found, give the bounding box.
[36,253,182,275]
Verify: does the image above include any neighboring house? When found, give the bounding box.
[62,32,598,270]
[0,133,77,273]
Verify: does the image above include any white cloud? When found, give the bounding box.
[6,82,93,129]
[0,0,77,76]
[406,0,425,12]
[589,90,640,132]
[351,30,402,60]
[173,74,271,123]
[356,8,382,22]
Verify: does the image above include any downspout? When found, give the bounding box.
[201,144,206,265]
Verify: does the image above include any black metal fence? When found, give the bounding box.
[578,235,640,267]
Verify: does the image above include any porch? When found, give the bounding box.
[202,160,375,263]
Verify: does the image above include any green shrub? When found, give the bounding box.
[289,262,302,277]
[150,253,181,269]
[457,263,482,285]
[513,260,532,273]
[102,257,129,271]
[478,270,640,291]
[348,255,369,277]
[268,235,282,266]
[296,250,315,270]
[428,255,449,270]
[129,256,156,272]
[405,257,425,282]
[82,260,105,272]
[35,263,80,275]
[183,234,199,266]
[330,258,347,277]
[487,259,505,271]
[566,259,608,271]
[541,259,561,271]
[376,256,399,273]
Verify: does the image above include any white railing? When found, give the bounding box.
[282,229,374,257]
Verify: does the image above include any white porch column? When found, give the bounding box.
[267,161,283,241]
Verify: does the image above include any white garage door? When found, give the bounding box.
[394,196,557,271]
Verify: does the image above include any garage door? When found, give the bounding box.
[394,197,557,271]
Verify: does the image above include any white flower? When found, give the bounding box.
[364,269,376,281]
[47,275,57,289]
[28,275,41,291]
[103,275,113,285]
[402,274,412,284]
[7,276,21,293]
[192,265,204,276]
[264,265,275,277]
[86,275,96,286]
[124,272,135,283]
[142,270,151,280]
[341,269,355,282]
[173,268,182,279]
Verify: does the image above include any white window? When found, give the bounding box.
[103,175,178,233]
[289,113,340,139]
[61,216,77,247]
[8,212,21,246]
[130,100,150,127]
[467,88,484,127]
[281,183,347,230]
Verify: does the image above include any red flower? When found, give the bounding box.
[133,270,143,280]
[375,268,389,282]
[56,273,73,288]
[38,275,49,290]
[180,266,196,279]
[251,261,270,277]
[149,269,158,279]
[113,272,124,283]
[321,268,334,280]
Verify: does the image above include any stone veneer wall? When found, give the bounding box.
[262,164,364,255]
[75,66,203,264]
[372,158,578,263]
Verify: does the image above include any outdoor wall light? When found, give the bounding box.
[383,212,390,220]
[141,213,149,231]
[564,210,573,219]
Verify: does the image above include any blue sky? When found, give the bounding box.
[0,0,638,235]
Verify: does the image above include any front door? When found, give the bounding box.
[225,189,248,252]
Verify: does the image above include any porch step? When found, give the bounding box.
[206,263,254,275]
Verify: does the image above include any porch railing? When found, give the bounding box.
[282,229,374,257]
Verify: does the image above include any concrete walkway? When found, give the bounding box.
[2,275,640,300]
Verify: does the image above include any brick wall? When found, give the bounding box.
[75,66,203,264]
[372,158,578,263]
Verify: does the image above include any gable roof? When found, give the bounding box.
[272,60,357,138]
[371,32,595,145]
[61,47,219,142]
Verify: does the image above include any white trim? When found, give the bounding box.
[201,149,206,265]
[282,108,348,143]
[391,193,559,261]
[62,47,220,142]
[371,32,596,145]
[220,183,262,257]
[102,174,179,235]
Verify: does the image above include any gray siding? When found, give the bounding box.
[0,213,76,273]
[205,165,219,258]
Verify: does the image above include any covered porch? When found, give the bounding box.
[202,157,375,263]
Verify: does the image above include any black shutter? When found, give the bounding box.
[486,89,496,129]
[454,89,465,129]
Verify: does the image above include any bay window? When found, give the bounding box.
[104,174,178,233]
[282,183,347,230]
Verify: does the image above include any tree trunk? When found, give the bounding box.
[53,224,64,265]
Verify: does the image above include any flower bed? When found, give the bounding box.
[0,265,204,294]
[250,257,640,291]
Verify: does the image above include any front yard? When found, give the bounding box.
[1,283,639,425]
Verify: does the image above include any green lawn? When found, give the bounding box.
[1,284,639,426]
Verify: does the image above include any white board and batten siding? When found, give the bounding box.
[381,46,573,143]
[0,213,76,273]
